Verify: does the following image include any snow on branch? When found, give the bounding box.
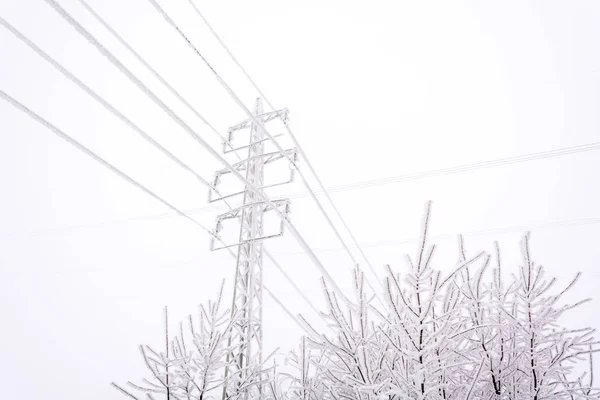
[115,205,598,400]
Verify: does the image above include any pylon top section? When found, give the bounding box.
[222,107,289,154]
[207,100,298,204]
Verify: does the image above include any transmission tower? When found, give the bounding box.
[209,98,297,398]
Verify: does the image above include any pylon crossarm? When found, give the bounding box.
[208,150,298,203]
[210,199,291,251]
[223,133,284,154]
[209,178,296,203]
[216,148,297,176]
[227,108,289,134]
[216,199,290,222]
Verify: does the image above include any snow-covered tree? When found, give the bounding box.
[112,282,269,400]
[115,203,599,400]
[291,203,599,400]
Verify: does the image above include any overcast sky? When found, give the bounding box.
[1,0,599,398]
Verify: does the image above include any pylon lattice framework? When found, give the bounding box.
[209,98,297,397]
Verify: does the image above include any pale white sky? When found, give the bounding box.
[1,0,599,398]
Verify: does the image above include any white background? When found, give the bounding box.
[1,0,599,398]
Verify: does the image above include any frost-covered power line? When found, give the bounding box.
[0,87,318,341]
[303,140,600,195]
[274,215,600,255]
[152,0,600,298]
[42,0,351,304]
[0,88,208,236]
[1,137,598,237]
[145,0,384,304]
[0,15,213,188]
[74,0,242,159]
[0,14,326,329]
[186,0,385,290]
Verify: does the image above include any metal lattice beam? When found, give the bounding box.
[209,98,296,399]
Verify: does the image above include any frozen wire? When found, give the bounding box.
[144,0,382,301]
[0,88,212,237]
[0,87,316,338]
[85,139,600,216]
[304,141,600,195]
[264,252,322,318]
[264,285,320,339]
[274,216,600,256]
[2,138,599,238]
[150,0,372,275]
[0,15,326,325]
[75,0,241,159]
[68,2,325,320]
[59,3,319,314]
[43,0,350,303]
[186,0,385,288]
[187,1,600,303]
[0,15,213,189]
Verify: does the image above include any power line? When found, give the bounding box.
[2,138,598,240]
[186,0,384,289]
[271,216,600,256]
[3,0,597,304]
[0,15,213,189]
[43,0,350,303]
[0,87,210,238]
[302,141,600,195]
[0,87,318,338]
[184,0,600,295]
[264,251,322,317]
[7,0,599,219]
[73,0,323,326]
[75,0,240,159]
[17,215,591,275]
[145,0,384,301]
[0,14,326,325]
[185,139,600,203]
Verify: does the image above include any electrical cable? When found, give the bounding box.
[10,0,593,310]
[2,139,598,239]
[144,0,381,300]
[301,142,600,195]
[9,3,599,251]
[0,87,318,338]
[0,15,326,325]
[42,0,351,303]
[75,0,241,159]
[186,0,385,288]
[67,2,327,321]
[0,15,214,190]
[0,87,207,237]
[272,216,600,256]
[186,2,600,304]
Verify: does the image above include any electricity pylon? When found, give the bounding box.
[208,98,297,398]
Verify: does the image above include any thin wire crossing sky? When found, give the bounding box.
[1,1,599,399]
